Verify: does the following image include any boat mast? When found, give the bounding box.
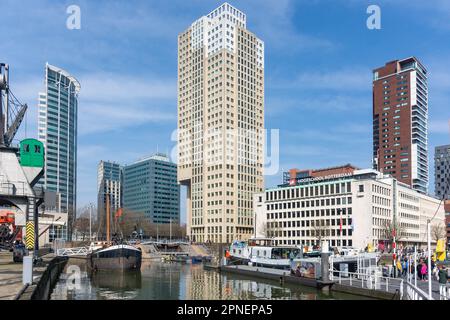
[106,193,110,245]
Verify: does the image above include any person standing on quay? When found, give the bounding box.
[438,265,449,300]
[420,261,428,281]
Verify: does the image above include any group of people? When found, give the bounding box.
[395,256,432,280]
[392,254,449,299]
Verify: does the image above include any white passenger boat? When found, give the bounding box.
[228,237,303,269]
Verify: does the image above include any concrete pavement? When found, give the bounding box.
[0,251,24,300]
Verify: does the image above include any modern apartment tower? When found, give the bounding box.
[38,63,80,238]
[435,144,450,200]
[177,3,264,243]
[97,161,122,230]
[373,57,428,194]
[122,153,180,224]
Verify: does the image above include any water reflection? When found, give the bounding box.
[51,261,366,300]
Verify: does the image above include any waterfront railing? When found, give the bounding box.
[329,268,404,299]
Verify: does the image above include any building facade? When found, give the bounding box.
[445,201,450,248]
[254,165,445,250]
[123,154,179,224]
[97,161,122,227]
[372,57,429,194]
[38,63,80,238]
[177,3,264,243]
[434,144,450,200]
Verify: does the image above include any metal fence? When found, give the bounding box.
[328,253,442,300]
[56,246,90,257]
[404,281,431,300]
[330,267,404,299]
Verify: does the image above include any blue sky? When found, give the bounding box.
[2,0,450,223]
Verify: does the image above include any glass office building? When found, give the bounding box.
[97,160,122,225]
[38,63,80,239]
[123,154,180,224]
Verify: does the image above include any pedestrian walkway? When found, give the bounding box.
[413,278,445,300]
[332,271,404,298]
[0,251,24,300]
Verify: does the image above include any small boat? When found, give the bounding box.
[228,237,303,270]
[88,195,142,272]
[191,256,203,264]
[88,244,142,272]
[170,254,189,263]
[202,256,213,263]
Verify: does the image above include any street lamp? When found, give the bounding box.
[427,219,432,299]
[89,203,92,241]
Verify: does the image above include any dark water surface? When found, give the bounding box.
[51,259,370,300]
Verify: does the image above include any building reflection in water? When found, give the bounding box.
[52,260,358,300]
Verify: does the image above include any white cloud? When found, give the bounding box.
[244,0,336,53]
[267,94,370,117]
[429,120,450,134]
[80,73,175,102]
[77,73,177,134]
[271,67,371,91]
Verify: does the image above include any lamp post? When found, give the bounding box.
[89,203,92,241]
[427,219,432,299]
[414,245,417,287]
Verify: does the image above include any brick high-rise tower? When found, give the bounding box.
[178,3,265,243]
[372,57,429,194]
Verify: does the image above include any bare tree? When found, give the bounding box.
[74,216,90,241]
[267,221,281,238]
[117,209,186,239]
[312,219,328,245]
[381,220,405,242]
[431,222,446,242]
[257,221,269,238]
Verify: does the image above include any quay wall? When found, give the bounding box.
[220,265,398,300]
[332,283,399,300]
[221,266,318,288]
[17,256,68,300]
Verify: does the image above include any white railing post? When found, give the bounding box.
[400,279,403,299]
[386,278,389,292]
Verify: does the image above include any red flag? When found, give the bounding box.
[339,217,343,233]
[115,208,123,218]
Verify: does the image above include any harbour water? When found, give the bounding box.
[51,259,370,300]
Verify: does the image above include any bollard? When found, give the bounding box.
[23,254,33,285]
[321,241,330,283]
[320,240,332,293]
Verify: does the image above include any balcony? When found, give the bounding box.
[0,180,27,197]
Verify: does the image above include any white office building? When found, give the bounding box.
[254,166,445,250]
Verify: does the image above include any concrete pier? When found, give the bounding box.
[0,250,66,300]
[0,251,26,300]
